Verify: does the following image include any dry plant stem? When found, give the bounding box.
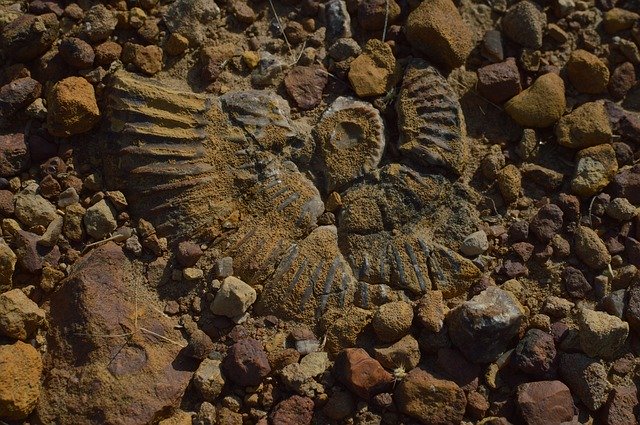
[382,0,389,42]
[267,0,293,60]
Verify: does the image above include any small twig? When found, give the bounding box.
[382,0,390,42]
[139,327,187,348]
[588,195,596,226]
[267,0,293,61]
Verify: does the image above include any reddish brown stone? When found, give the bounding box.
[530,204,563,243]
[602,385,639,425]
[467,390,490,420]
[609,62,636,101]
[0,77,42,120]
[284,65,328,110]
[0,133,29,178]
[477,58,522,104]
[94,41,122,66]
[222,338,271,387]
[612,165,640,205]
[334,348,393,399]
[516,380,574,425]
[513,329,557,376]
[436,348,481,391]
[36,243,193,424]
[0,13,59,62]
[176,241,203,267]
[59,37,94,69]
[563,266,592,299]
[270,395,314,425]
[0,189,13,216]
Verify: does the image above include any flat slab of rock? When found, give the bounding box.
[35,242,194,425]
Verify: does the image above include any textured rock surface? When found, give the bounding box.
[35,243,193,424]
[505,73,566,127]
[47,77,100,137]
[405,0,474,68]
[0,288,45,340]
[0,341,43,420]
[516,380,574,425]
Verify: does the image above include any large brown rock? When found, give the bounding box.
[334,348,393,399]
[516,380,574,425]
[47,77,100,137]
[0,341,43,420]
[405,0,474,69]
[395,368,466,425]
[35,242,194,425]
[0,13,59,62]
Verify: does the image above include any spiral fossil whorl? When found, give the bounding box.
[101,68,480,328]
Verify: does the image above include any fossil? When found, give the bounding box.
[101,69,479,330]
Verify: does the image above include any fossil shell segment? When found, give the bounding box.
[104,71,218,237]
[396,59,468,174]
[314,96,385,192]
[338,164,480,299]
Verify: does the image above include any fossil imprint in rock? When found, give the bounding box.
[101,66,481,328]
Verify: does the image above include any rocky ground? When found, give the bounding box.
[2,0,640,424]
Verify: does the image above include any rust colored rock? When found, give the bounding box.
[94,40,123,66]
[395,368,466,425]
[35,243,193,425]
[284,65,328,110]
[0,77,42,120]
[477,58,522,104]
[222,338,271,387]
[513,329,557,376]
[133,45,163,75]
[0,133,30,177]
[176,241,203,267]
[602,385,638,425]
[270,395,314,425]
[334,348,393,399]
[0,341,43,420]
[516,380,574,425]
[609,62,636,100]
[47,77,100,137]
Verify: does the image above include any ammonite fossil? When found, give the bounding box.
[101,62,480,330]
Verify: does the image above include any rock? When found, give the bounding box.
[0,77,42,122]
[563,266,592,298]
[555,101,612,149]
[560,353,612,411]
[602,385,638,425]
[334,348,393,399]
[210,276,256,318]
[371,301,414,343]
[502,1,546,49]
[14,189,57,228]
[270,395,314,425]
[35,243,193,424]
[530,204,563,243]
[374,334,421,370]
[448,287,525,363]
[405,0,474,69]
[13,230,59,274]
[279,351,329,391]
[477,58,522,104]
[59,37,94,69]
[0,288,45,340]
[358,0,400,30]
[193,359,226,401]
[63,203,85,241]
[328,38,361,61]
[162,0,220,46]
[47,77,100,137]
[516,381,574,425]
[574,226,611,270]
[94,40,122,66]
[164,33,189,56]
[513,329,557,376]
[284,65,328,110]
[193,402,217,425]
[185,329,213,360]
[176,241,203,267]
[82,4,117,42]
[0,133,30,177]
[435,347,481,391]
[0,13,59,62]
[609,62,636,100]
[505,73,566,127]
[323,390,355,420]
[578,308,628,359]
[348,39,397,97]
[459,230,489,257]
[213,257,233,279]
[626,284,640,331]
[571,144,618,197]
[416,290,446,332]
[0,341,43,420]
[521,163,564,190]
[0,241,16,288]
[606,197,637,221]
[222,338,271,387]
[567,50,610,94]
[395,368,466,424]
[133,44,163,75]
[497,164,521,203]
[603,8,639,33]
[84,199,117,240]
[481,30,504,63]
[324,306,372,356]
[612,164,640,204]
